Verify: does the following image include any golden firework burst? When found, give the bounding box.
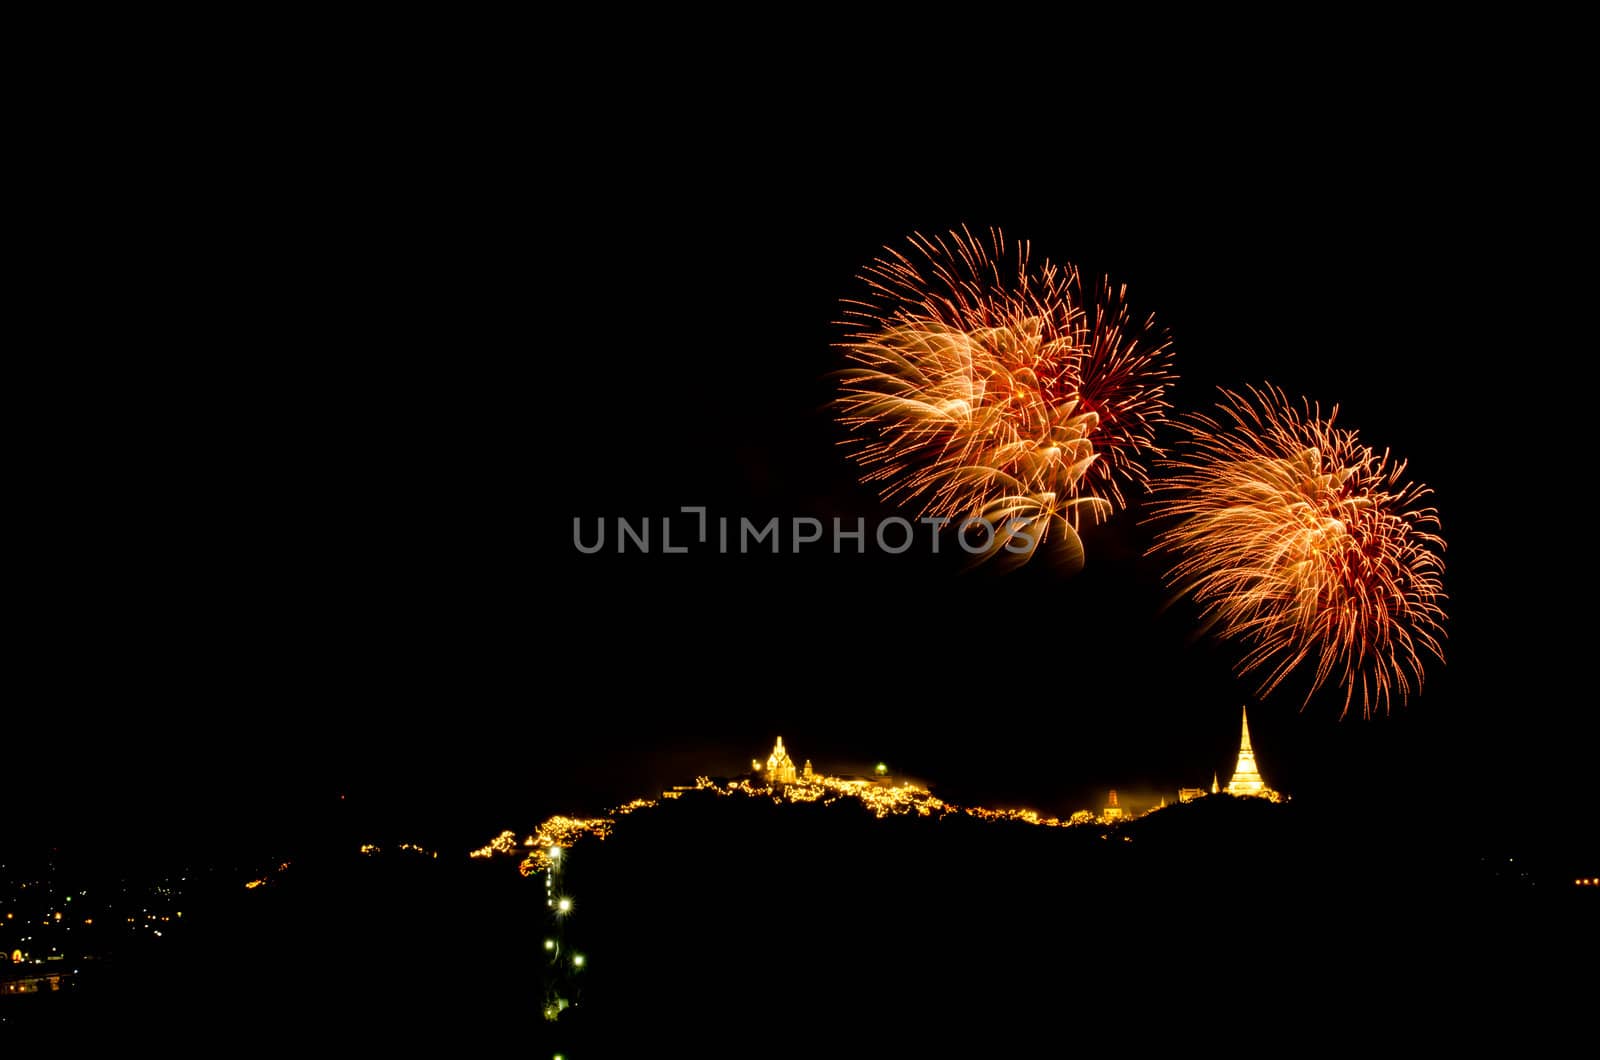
[1149,384,1447,718]
[836,227,1173,568]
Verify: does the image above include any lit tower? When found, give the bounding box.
[1226,707,1268,797]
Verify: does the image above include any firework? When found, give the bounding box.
[1149,385,1447,717]
[835,227,1173,567]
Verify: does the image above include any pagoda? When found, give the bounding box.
[1225,707,1278,800]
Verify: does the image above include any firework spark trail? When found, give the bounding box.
[1149,385,1447,718]
[836,227,1174,567]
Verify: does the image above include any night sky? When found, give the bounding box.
[12,58,1592,869]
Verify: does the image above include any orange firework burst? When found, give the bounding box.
[1149,385,1447,718]
[835,227,1173,566]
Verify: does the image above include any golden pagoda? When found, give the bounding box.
[1225,707,1279,800]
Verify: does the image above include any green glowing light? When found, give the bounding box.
[875,762,888,775]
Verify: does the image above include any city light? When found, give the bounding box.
[557,898,572,914]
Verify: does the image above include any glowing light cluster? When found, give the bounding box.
[242,861,291,890]
[469,830,520,860]
[836,227,1174,567]
[360,841,437,858]
[512,816,616,877]
[961,805,1068,827]
[1150,385,1447,718]
[693,773,1133,827]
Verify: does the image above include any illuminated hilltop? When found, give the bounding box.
[471,721,1285,878]
[453,728,1305,1031]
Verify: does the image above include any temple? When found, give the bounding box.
[1225,707,1279,800]
[766,736,798,785]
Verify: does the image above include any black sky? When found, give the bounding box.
[11,50,1593,862]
